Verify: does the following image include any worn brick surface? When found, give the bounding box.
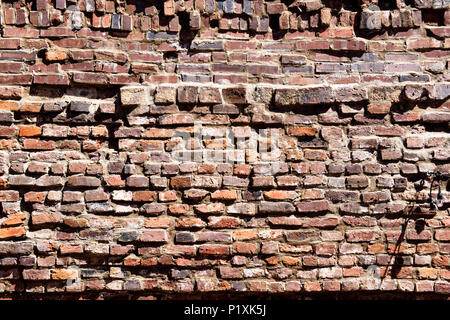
[0,0,448,299]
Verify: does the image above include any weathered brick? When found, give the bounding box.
[67,176,101,188]
[297,201,329,213]
[275,86,333,106]
[23,269,51,280]
[258,202,296,214]
[177,86,199,104]
[140,229,168,243]
[120,86,150,105]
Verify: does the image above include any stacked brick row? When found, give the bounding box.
[0,0,448,298]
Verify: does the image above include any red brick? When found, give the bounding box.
[3,27,39,38]
[0,39,21,49]
[73,72,108,85]
[23,139,55,150]
[19,126,41,137]
[34,74,70,86]
[0,227,26,240]
[198,244,229,256]
[140,229,168,243]
[23,269,50,280]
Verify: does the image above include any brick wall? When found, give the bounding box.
[0,0,449,299]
